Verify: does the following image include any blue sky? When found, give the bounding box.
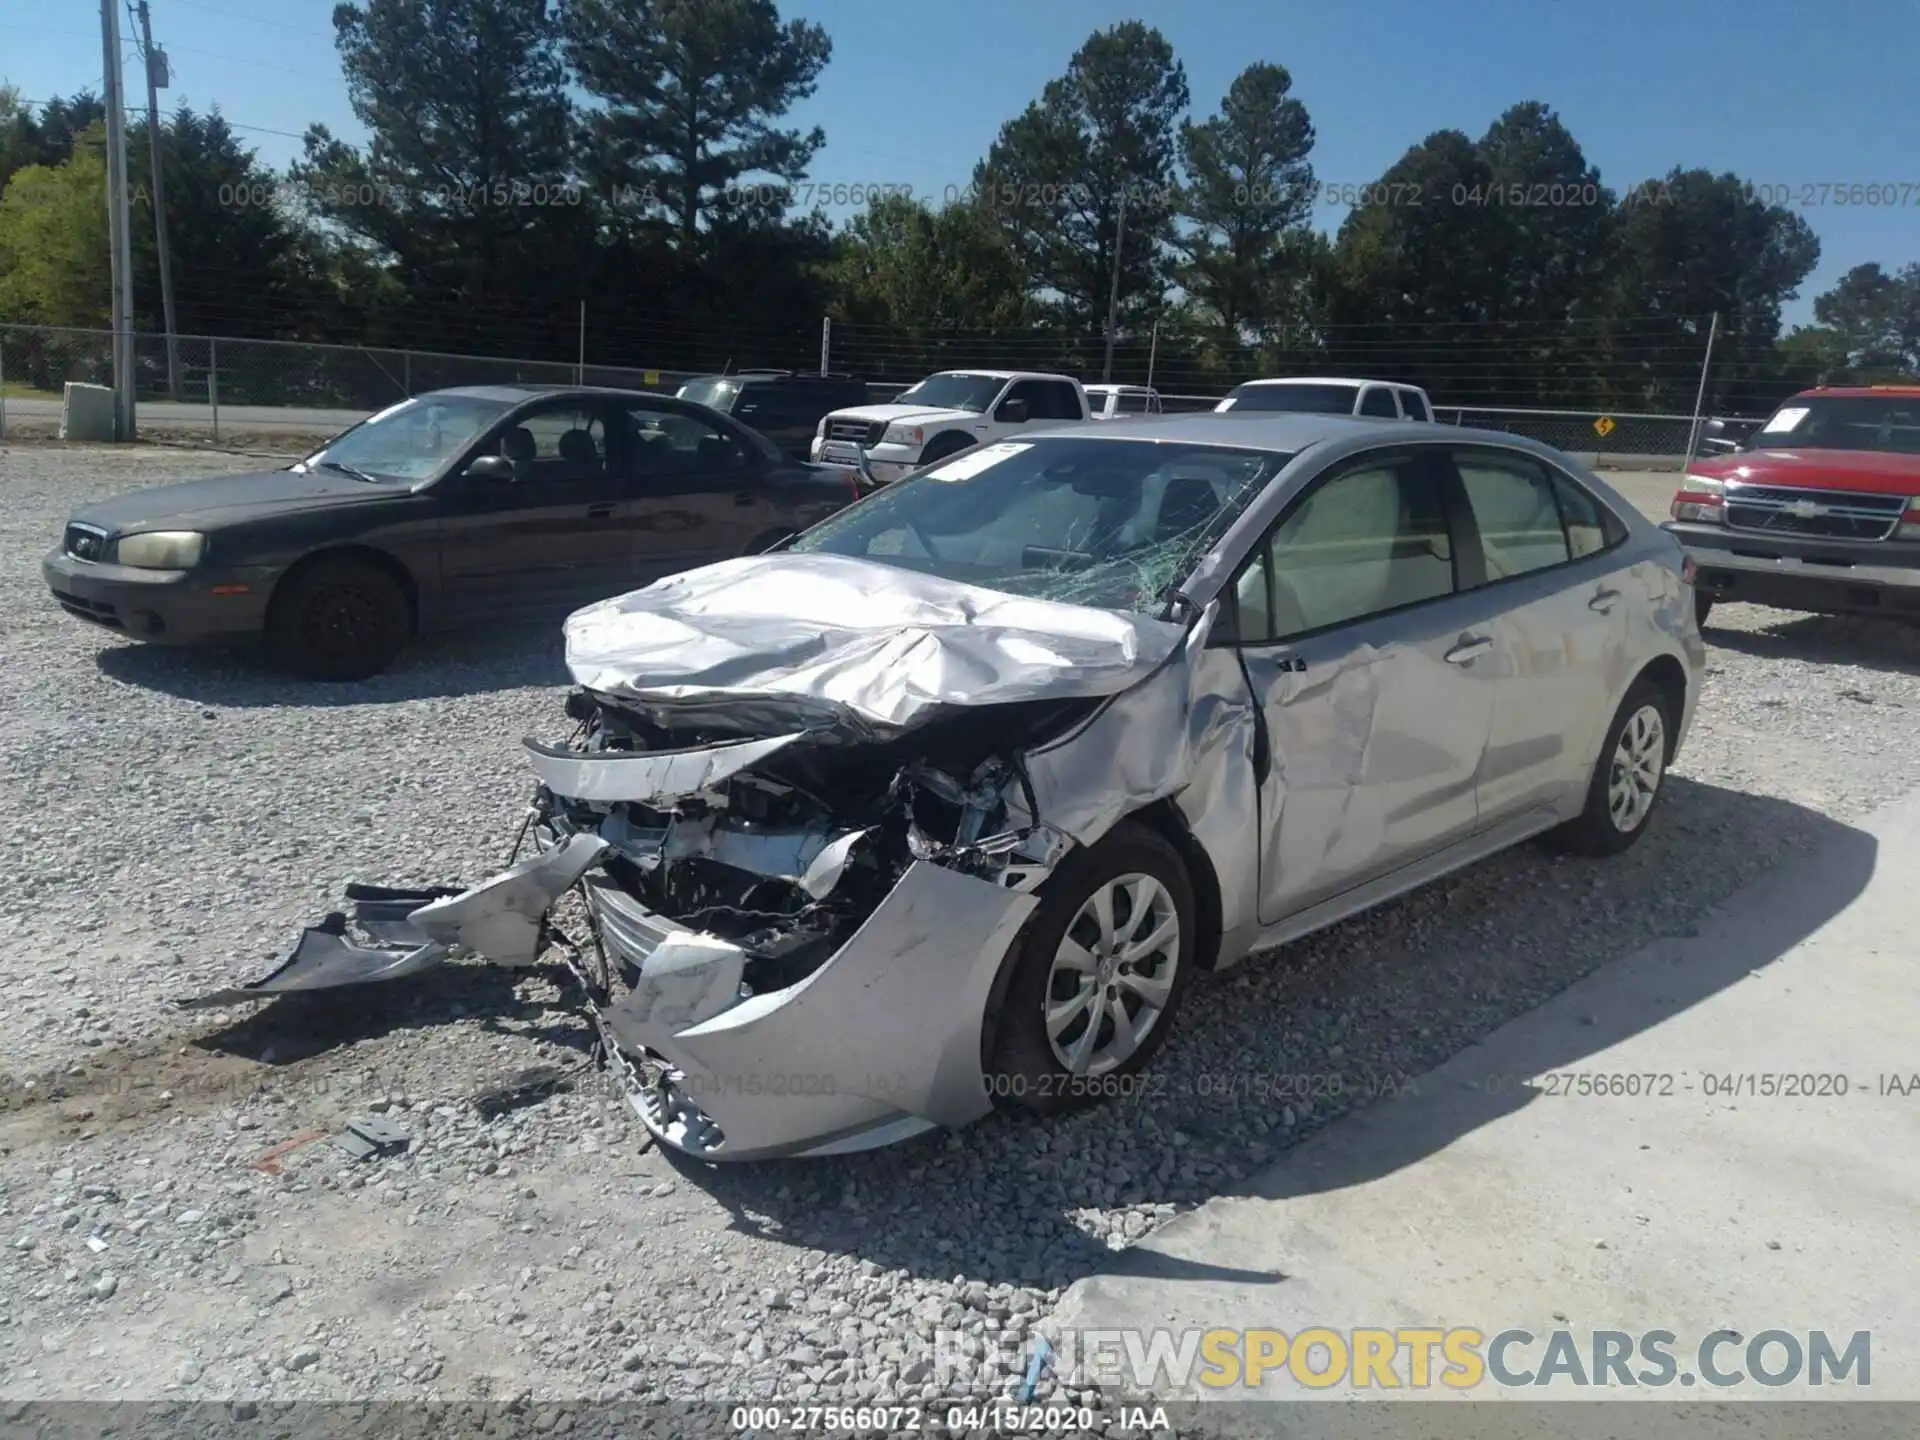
[7,0,1917,324]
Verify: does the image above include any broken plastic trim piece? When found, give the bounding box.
[177,833,614,1008]
[175,924,452,1010]
[523,731,808,803]
[407,833,610,965]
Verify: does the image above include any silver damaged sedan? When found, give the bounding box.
[188,414,1708,1161]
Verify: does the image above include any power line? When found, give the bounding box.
[168,0,332,38]
[11,92,310,141]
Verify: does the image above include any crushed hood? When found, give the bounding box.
[563,553,1186,737]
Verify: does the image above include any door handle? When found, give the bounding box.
[1445,634,1493,665]
[585,502,615,519]
[733,492,756,507]
[1589,587,1620,613]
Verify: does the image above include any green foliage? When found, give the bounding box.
[3,21,1910,409]
[0,131,110,327]
[1813,261,1920,377]
[562,0,831,253]
[1175,63,1316,345]
[973,21,1189,333]
[290,0,582,338]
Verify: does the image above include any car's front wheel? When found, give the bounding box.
[1549,678,1674,856]
[265,554,410,682]
[917,433,975,467]
[987,822,1195,1116]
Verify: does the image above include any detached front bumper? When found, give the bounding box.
[1666,522,1920,618]
[42,547,275,642]
[582,854,1037,1161]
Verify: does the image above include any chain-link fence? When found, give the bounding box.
[0,324,707,441]
[0,321,1765,458]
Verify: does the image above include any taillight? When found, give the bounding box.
[1898,497,1920,541]
[1671,474,1726,524]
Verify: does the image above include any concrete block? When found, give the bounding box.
[61,382,116,442]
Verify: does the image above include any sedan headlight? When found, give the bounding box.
[881,424,924,447]
[1670,474,1725,525]
[115,530,206,569]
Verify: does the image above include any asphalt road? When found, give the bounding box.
[1,396,370,435]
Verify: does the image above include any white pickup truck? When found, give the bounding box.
[1216,376,1434,422]
[811,369,1089,482]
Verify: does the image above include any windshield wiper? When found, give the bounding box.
[314,458,382,483]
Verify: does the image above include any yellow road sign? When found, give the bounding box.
[1593,415,1616,437]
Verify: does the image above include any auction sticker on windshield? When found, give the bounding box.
[1761,407,1810,434]
[926,442,1032,481]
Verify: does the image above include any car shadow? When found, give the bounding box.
[92,622,571,705]
[1704,608,1920,678]
[187,962,593,1066]
[676,777,1876,1293]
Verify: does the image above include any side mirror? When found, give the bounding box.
[1703,418,1727,437]
[997,397,1029,424]
[467,454,515,482]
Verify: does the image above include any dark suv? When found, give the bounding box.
[677,371,870,460]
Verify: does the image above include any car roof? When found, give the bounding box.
[925,369,1076,382]
[1017,410,1551,455]
[429,384,669,403]
[1794,385,1920,398]
[1233,376,1423,389]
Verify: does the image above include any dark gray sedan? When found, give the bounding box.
[42,385,864,680]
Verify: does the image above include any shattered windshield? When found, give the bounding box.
[787,436,1288,615]
[302,394,512,482]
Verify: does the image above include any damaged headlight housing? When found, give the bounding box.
[115,530,206,569]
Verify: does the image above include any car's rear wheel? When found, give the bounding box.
[266,554,410,682]
[987,822,1194,1116]
[1549,678,1674,856]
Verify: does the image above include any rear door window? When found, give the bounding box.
[1359,387,1400,419]
[1398,389,1431,422]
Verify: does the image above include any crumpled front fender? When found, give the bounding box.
[591,861,1038,1160]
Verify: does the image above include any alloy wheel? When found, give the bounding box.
[1608,703,1666,833]
[1043,872,1182,1076]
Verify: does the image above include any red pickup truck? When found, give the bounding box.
[1665,386,1920,626]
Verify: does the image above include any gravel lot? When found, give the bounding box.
[2,442,1917,1418]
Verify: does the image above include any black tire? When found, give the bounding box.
[1694,589,1714,629]
[986,821,1195,1117]
[917,433,975,466]
[265,554,411,682]
[1548,677,1676,857]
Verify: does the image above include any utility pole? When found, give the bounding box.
[100,0,137,437]
[135,1,180,401]
[1686,311,1720,459]
[1100,185,1129,384]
